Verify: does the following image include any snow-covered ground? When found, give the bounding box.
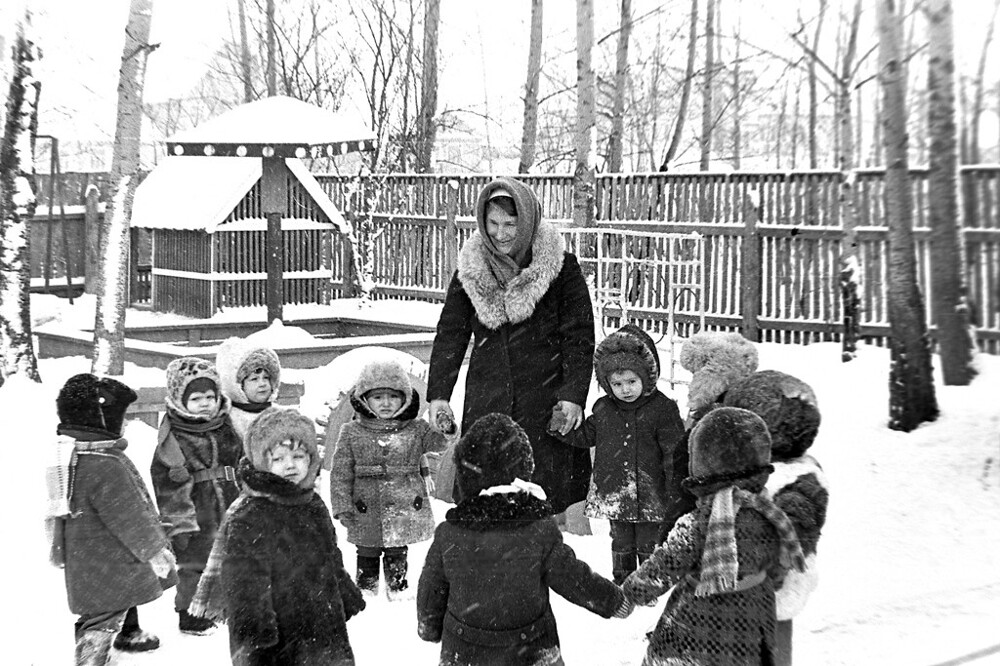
[3,294,999,666]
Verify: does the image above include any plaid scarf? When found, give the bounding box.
[695,486,805,597]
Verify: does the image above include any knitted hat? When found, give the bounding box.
[352,358,413,415]
[723,370,821,460]
[166,357,220,414]
[217,338,281,404]
[244,407,320,488]
[686,406,772,491]
[56,374,138,437]
[680,332,759,420]
[454,413,535,501]
[594,324,660,396]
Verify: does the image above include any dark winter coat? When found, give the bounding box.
[330,391,448,548]
[61,427,173,615]
[222,463,364,666]
[417,492,624,666]
[767,454,829,620]
[560,390,685,523]
[427,220,595,513]
[151,406,243,566]
[623,499,787,666]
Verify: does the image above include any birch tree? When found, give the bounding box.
[660,0,697,171]
[876,0,938,431]
[414,0,440,173]
[925,0,976,384]
[573,0,596,228]
[700,0,715,170]
[519,0,544,174]
[92,0,155,376]
[0,13,41,385]
[607,0,632,173]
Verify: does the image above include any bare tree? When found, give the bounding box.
[660,0,697,171]
[519,0,544,174]
[266,0,276,96]
[607,0,632,173]
[876,0,938,431]
[414,0,440,173]
[237,0,253,102]
[731,0,742,169]
[968,0,1000,163]
[808,0,828,168]
[925,0,976,384]
[700,0,715,170]
[838,0,863,361]
[574,0,596,228]
[0,12,41,385]
[92,0,155,376]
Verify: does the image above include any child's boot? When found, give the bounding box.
[384,550,411,601]
[178,609,217,636]
[75,629,115,666]
[112,606,159,652]
[612,551,637,585]
[357,555,380,597]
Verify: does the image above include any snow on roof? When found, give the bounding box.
[131,156,346,232]
[168,95,375,147]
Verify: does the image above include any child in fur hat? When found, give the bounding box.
[216,338,282,444]
[417,413,629,666]
[619,407,806,666]
[218,408,365,665]
[679,331,759,425]
[724,370,829,666]
[53,374,176,666]
[329,357,452,600]
[549,324,686,584]
[150,357,242,635]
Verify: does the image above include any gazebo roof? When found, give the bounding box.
[131,156,347,232]
[166,95,376,159]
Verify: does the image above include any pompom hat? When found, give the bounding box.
[686,406,772,493]
[723,370,821,460]
[594,324,660,396]
[454,413,535,501]
[56,373,138,437]
[244,407,321,488]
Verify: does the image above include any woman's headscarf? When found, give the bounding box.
[475,177,543,285]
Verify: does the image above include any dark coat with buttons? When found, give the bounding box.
[559,390,686,525]
[417,492,624,666]
[330,392,448,548]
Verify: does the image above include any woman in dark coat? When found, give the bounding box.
[427,177,595,514]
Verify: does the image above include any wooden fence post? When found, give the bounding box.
[445,179,459,278]
[84,179,100,294]
[741,190,762,341]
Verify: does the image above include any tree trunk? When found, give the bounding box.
[237,0,253,102]
[926,0,976,384]
[838,0,862,361]
[876,0,939,432]
[969,0,999,164]
[92,0,153,376]
[700,0,715,171]
[0,14,41,385]
[573,0,595,229]
[415,0,440,173]
[265,0,276,97]
[607,0,632,173]
[731,0,742,170]
[519,0,544,174]
[661,0,698,171]
[808,0,827,169]
[83,180,100,294]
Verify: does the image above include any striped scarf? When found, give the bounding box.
[695,486,805,597]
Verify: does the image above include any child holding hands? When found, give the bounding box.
[330,358,452,599]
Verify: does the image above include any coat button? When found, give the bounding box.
[457,628,464,635]
[520,633,527,640]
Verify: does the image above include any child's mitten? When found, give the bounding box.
[150,546,177,579]
[547,404,568,434]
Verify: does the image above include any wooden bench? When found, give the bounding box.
[126,381,306,428]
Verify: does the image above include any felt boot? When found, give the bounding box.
[113,606,159,652]
[384,551,411,601]
[612,551,638,585]
[178,609,216,636]
[75,629,115,666]
[357,555,380,597]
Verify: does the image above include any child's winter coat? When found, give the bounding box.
[216,338,282,444]
[418,413,625,666]
[222,408,364,666]
[151,357,242,565]
[622,407,805,666]
[558,325,686,524]
[55,374,175,615]
[330,361,449,548]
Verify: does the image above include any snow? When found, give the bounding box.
[4,294,999,666]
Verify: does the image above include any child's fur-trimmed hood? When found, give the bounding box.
[244,407,320,488]
[216,338,281,405]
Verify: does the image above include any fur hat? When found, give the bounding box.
[352,358,413,415]
[56,374,137,436]
[454,413,535,501]
[724,370,821,460]
[594,324,660,396]
[166,357,220,415]
[680,332,759,420]
[686,406,772,491]
[244,407,321,488]
[217,338,281,404]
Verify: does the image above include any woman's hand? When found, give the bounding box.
[428,399,457,434]
[554,401,583,435]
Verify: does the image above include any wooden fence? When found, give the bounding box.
[316,168,1000,353]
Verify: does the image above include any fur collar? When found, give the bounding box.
[457,220,565,329]
[445,492,554,531]
[237,458,316,503]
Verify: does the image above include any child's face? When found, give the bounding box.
[608,369,643,403]
[268,440,310,485]
[242,369,273,404]
[365,388,404,419]
[185,390,218,416]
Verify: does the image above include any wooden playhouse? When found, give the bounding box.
[131,156,347,318]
